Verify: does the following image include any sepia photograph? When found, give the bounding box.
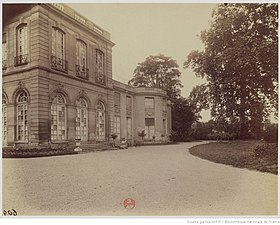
[1,1,278,217]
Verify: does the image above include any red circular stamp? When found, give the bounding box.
[123,198,136,209]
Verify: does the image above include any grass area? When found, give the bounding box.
[189,140,278,175]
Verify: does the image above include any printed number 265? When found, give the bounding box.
[3,209,17,216]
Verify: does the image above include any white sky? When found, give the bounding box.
[68,3,217,121]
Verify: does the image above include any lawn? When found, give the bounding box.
[189,140,278,175]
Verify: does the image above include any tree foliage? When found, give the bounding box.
[190,119,239,141]
[263,122,278,143]
[171,97,196,141]
[128,54,183,100]
[185,3,278,139]
[190,120,215,140]
[188,84,210,117]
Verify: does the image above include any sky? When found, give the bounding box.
[68,3,217,121]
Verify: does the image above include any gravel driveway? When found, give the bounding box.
[2,142,277,216]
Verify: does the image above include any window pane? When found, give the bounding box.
[114,116,121,139]
[96,102,105,140]
[17,91,28,141]
[126,96,132,112]
[2,42,7,61]
[77,40,87,67]
[127,117,132,139]
[17,25,27,56]
[76,98,88,140]
[96,50,104,83]
[114,92,121,107]
[2,95,7,142]
[145,118,155,139]
[52,28,65,59]
[163,119,166,135]
[51,94,66,140]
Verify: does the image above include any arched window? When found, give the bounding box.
[2,94,8,144]
[16,91,29,141]
[96,102,105,140]
[15,23,28,65]
[76,98,88,141]
[51,94,66,140]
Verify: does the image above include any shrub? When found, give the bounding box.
[254,143,278,160]
[182,136,195,142]
[263,123,278,143]
[3,145,77,158]
[110,133,118,139]
[110,133,118,146]
[170,130,178,142]
[207,132,236,141]
[138,130,146,141]
[170,130,192,142]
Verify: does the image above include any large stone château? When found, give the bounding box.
[2,3,171,148]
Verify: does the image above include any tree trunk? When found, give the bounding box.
[239,76,248,139]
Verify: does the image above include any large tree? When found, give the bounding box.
[129,54,195,141]
[185,3,278,139]
[171,97,196,141]
[128,54,183,100]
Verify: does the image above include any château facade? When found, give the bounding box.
[2,3,171,148]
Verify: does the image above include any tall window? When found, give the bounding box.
[2,95,7,144]
[15,24,28,65]
[127,117,132,140]
[51,27,67,72]
[145,118,155,139]
[2,33,7,69]
[76,98,88,141]
[96,102,105,140]
[163,119,167,135]
[126,96,132,115]
[113,115,121,140]
[17,91,29,141]
[114,92,120,107]
[96,50,105,84]
[162,99,167,112]
[51,94,66,140]
[145,97,154,109]
[76,40,88,78]
[52,28,65,59]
